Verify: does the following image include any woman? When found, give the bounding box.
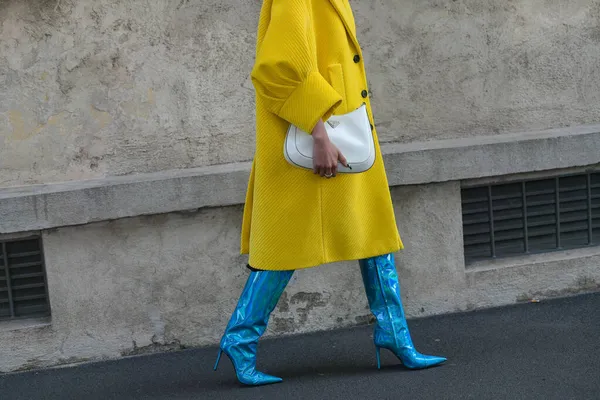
[213,0,447,386]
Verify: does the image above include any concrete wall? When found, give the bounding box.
[1,0,599,186]
[1,0,600,373]
[2,180,600,372]
[361,0,600,143]
[0,204,370,372]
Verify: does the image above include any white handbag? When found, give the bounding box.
[284,103,375,173]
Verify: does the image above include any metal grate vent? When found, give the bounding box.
[462,172,600,264]
[0,237,50,320]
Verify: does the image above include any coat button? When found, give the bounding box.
[353,55,361,63]
[361,90,368,98]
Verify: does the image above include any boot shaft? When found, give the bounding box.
[359,254,414,349]
[221,270,294,348]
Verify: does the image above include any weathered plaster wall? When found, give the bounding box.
[1,0,599,186]
[358,0,600,143]
[0,0,258,186]
[0,204,372,372]
[3,182,600,372]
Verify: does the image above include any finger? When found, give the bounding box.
[324,166,332,177]
[320,166,326,177]
[313,159,321,174]
[332,163,338,176]
[338,151,348,167]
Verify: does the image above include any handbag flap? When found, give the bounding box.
[292,104,373,164]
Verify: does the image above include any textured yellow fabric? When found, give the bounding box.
[241,0,403,270]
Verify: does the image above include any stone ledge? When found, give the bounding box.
[0,317,51,333]
[383,124,600,186]
[1,124,600,234]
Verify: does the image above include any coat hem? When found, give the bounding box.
[241,238,404,271]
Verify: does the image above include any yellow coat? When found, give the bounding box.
[241,0,403,270]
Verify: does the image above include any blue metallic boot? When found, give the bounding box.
[359,254,447,370]
[214,270,294,386]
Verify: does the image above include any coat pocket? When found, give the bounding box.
[328,64,348,114]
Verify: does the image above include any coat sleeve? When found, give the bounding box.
[251,0,342,134]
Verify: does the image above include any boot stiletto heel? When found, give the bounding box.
[213,349,222,371]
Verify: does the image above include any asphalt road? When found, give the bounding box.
[1,292,599,400]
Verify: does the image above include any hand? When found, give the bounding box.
[312,119,348,177]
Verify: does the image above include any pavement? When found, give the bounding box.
[1,292,599,400]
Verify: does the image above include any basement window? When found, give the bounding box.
[0,237,51,321]
[462,172,600,264]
